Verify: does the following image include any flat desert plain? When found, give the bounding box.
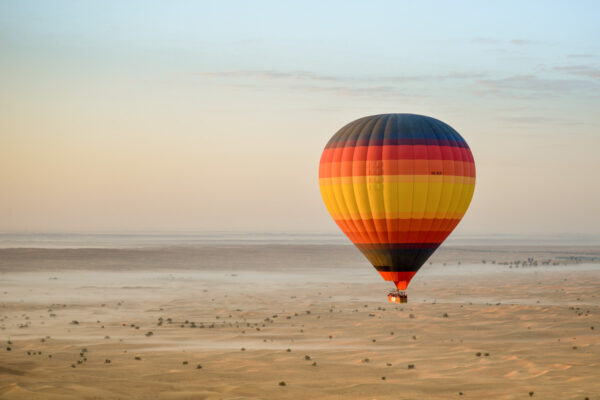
[1,245,599,399]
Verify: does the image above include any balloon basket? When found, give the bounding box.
[387,291,407,303]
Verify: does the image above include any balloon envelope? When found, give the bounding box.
[319,114,475,290]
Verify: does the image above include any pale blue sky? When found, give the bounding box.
[1,1,599,235]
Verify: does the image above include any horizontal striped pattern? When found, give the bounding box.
[319,114,475,290]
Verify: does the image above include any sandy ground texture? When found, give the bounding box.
[1,245,599,399]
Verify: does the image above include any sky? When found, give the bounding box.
[1,0,599,236]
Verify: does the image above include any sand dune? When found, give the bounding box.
[1,245,599,399]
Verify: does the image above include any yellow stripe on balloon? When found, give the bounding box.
[327,211,468,220]
[319,181,475,220]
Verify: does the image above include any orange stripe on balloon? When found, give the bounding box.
[335,218,461,233]
[377,271,417,290]
[318,159,475,178]
[344,230,452,244]
[319,175,475,185]
[329,211,467,220]
[320,145,474,163]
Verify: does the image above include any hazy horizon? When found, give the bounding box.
[2,1,599,236]
[1,230,599,249]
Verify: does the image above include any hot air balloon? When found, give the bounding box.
[318,114,475,302]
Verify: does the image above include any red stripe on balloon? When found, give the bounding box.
[343,230,453,244]
[335,218,461,234]
[320,145,474,164]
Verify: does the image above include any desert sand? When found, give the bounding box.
[1,244,599,399]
